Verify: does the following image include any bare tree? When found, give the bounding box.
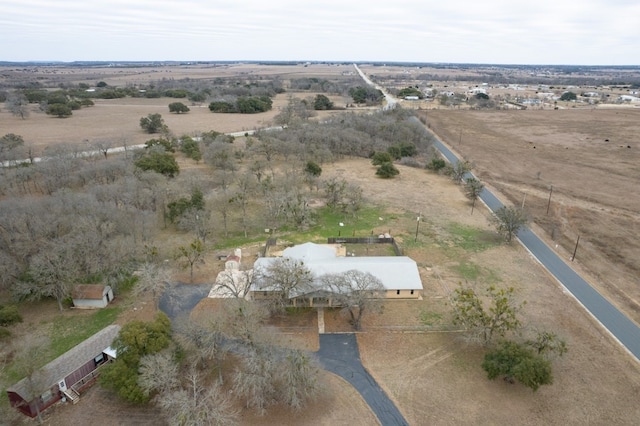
[177,207,212,243]
[13,243,79,311]
[212,191,232,237]
[174,317,227,382]
[490,206,528,243]
[176,239,205,283]
[255,257,314,311]
[5,92,30,119]
[158,366,238,425]
[277,349,322,411]
[230,171,255,238]
[138,350,180,397]
[232,343,279,415]
[212,265,254,299]
[134,262,170,309]
[12,336,51,424]
[92,139,114,159]
[320,270,385,331]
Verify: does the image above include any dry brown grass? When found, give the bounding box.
[425,109,640,325]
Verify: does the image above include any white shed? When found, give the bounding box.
[72,285,114,309]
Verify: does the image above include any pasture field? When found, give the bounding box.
[425,108,640,326]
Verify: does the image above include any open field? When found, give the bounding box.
[424,109,640,326]
[0,63,357,88]
[0,93,354,156]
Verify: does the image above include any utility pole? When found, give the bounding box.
[546,185,553,215]
[571,235,580,261]
[415,213,421,243]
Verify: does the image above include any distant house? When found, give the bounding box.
[7,325,120,418]
[71,284,114,309]
[250,242,423,306]
[618,95,640,103]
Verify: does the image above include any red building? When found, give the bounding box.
[7,325,120,418]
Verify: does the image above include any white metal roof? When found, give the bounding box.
[253,243,423,291]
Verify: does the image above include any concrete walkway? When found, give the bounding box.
[316,333,408,426]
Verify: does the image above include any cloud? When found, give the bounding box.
[1,0,638,64]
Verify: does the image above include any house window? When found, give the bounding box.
[94,353,105,366]
[41,390,54,403]
[396,290,400,295]
[410,290,414,295]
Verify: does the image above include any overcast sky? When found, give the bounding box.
[2,0,638,65]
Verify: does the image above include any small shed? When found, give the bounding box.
[72,285,114,309]
[7,325,121,418]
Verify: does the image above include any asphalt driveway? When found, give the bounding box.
[317,333,408,426]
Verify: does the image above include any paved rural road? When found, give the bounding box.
[317,333,408,426]
[424,124,640,362]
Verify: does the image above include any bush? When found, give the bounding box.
[0,327,11,340]
[426,157,446,171]
[0,305,23,326]
[134,151,180,177]
[376,162,400,178]
[371,151,393,166]
[140,113,167,134]
[305,161,322,177]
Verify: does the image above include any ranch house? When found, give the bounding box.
[250,242,423,306]
[7,325,120,418]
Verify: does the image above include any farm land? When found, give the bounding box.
[1,63,640,425]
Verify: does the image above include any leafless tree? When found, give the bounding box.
[277,349,322,411]
[138,350,180,397]
[92,139,114,159]
[134,262,171,308]
[12,336,51,424]
[212,265,255,299]
[174,317,227,382]
[320,270,385,330]
[232,343,279,415]
[211,191,232,237]
[176,239,205,283]
[5,92,30,119]
[177,207,212,243]
[13,242,79,311]
[230,171,255,238]
[255,257,314,311]
[158,366,238,426]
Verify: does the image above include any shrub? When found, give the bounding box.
[371,151,393,166]
[426,157,446,171]
[0,305,23,326]
[0,327,11,340]
[376,162,400,178]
